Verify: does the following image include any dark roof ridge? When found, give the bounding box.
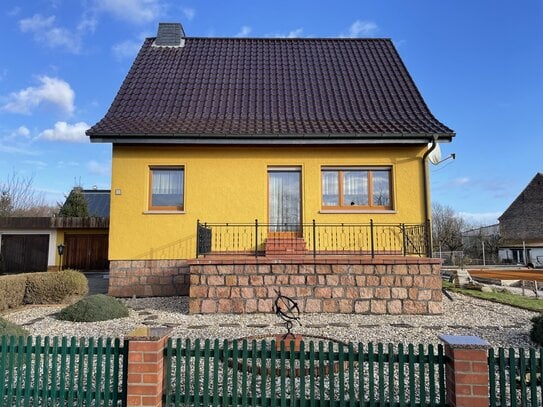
[147,36,393,41]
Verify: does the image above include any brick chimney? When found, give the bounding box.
[154,23,185,47]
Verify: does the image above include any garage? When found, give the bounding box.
[1,234,49,273]
[64,234,109,271]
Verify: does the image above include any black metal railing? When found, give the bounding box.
[196,220,430,258]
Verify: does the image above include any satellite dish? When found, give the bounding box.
[428,143,442,165]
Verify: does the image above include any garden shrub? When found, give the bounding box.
[58,294,129,322]
[24,269,88,305]
[0,274,27,312]
[530,315,543,346]
[0,316,29,338]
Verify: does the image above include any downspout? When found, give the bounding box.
[422,136,438,257]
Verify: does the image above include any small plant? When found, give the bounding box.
[530,315,543,346]
[58,294,129,322]
[0,316,29,337]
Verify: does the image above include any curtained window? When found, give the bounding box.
[268,170,301,232]
[321,167,392,209]
[149,167,184,210]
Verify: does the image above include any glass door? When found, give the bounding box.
[268,169,301,233]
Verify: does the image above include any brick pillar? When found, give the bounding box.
[126,327,172,407]
[439,335,490,407]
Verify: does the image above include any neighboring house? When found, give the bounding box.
[498,173,543,267]
[0,190,111,273]
[87,23,454,314]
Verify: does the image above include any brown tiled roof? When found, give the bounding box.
[88,37,454,143]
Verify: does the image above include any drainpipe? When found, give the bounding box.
[422,136,438,257]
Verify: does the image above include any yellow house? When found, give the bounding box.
[88,23,454,314]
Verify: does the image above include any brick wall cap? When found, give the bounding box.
[439,334,490,348]
[126,326,172,340]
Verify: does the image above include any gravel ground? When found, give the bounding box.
[2,292,539,348]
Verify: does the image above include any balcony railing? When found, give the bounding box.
[196,220,430,258]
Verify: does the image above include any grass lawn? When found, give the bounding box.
[443,281,543,313]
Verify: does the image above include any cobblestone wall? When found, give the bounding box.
[188,258,442,314]
[109,260,190,297]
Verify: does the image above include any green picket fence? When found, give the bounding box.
[0,335,127,406]
[164,338,446,406]
[489,347,543,407]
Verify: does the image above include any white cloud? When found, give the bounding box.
[235,26,252,37]
[7,7,21,17]
[17,126,30,137]
[39,121,90,142]
[452,177,470,186]
[271,28,304,38]
[346,20,378,38]
[458,211,501,226]
[19,14,83,53]
[3,76,75,115]
[22,160,47,169]
[181,7,195,21]
[96,0,163,24]
[286,28,303,38]
[112,39,142,60]
[87,160,111,176]
[57,161,80,168]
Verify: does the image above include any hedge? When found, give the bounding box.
[0,270,88,312]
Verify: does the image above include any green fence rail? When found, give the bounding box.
[0,335,127,406]
[165,338,446,406]
[489,347,543,407]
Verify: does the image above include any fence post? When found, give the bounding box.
[401,223,406,256]
[255,219,259,257]
[425,219,432,257]
[370,219,375,258]
[196,219,200,258]
[439,335,490,407]
[126,327,172,407]
[312,219,316,258]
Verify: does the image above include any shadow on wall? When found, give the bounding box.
[133,234,196,260]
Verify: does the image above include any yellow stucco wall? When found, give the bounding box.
[109,145,428,260]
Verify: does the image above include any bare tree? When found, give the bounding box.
[0,172,54,217]
[432,202,467,252]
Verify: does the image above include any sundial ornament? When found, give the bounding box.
[273,290,302,340]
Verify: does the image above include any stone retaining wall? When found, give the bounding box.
[109,260,190,297]
[188,257,443,314]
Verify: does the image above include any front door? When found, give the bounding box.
[268,168,301,234]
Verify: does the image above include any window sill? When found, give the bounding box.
[319,209,397,214]
[143,210,186,214]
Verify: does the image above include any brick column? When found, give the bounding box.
[439,335,490,407]
[126,327,172,407]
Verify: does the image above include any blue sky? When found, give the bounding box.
[0,0,541,224]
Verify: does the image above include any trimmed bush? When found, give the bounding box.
[0,274,27,312]
[0,316,29,337]
[58,294,129,322]
[24,269,88,305]
[530,315,543,346]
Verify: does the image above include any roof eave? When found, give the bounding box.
[89,132,455,145]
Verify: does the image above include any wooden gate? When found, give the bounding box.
[0,234,49,273]
[64,234,109,271]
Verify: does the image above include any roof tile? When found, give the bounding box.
[88,37,454,141]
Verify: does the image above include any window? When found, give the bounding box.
[149,167,184,210]
[321,167,392,209]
